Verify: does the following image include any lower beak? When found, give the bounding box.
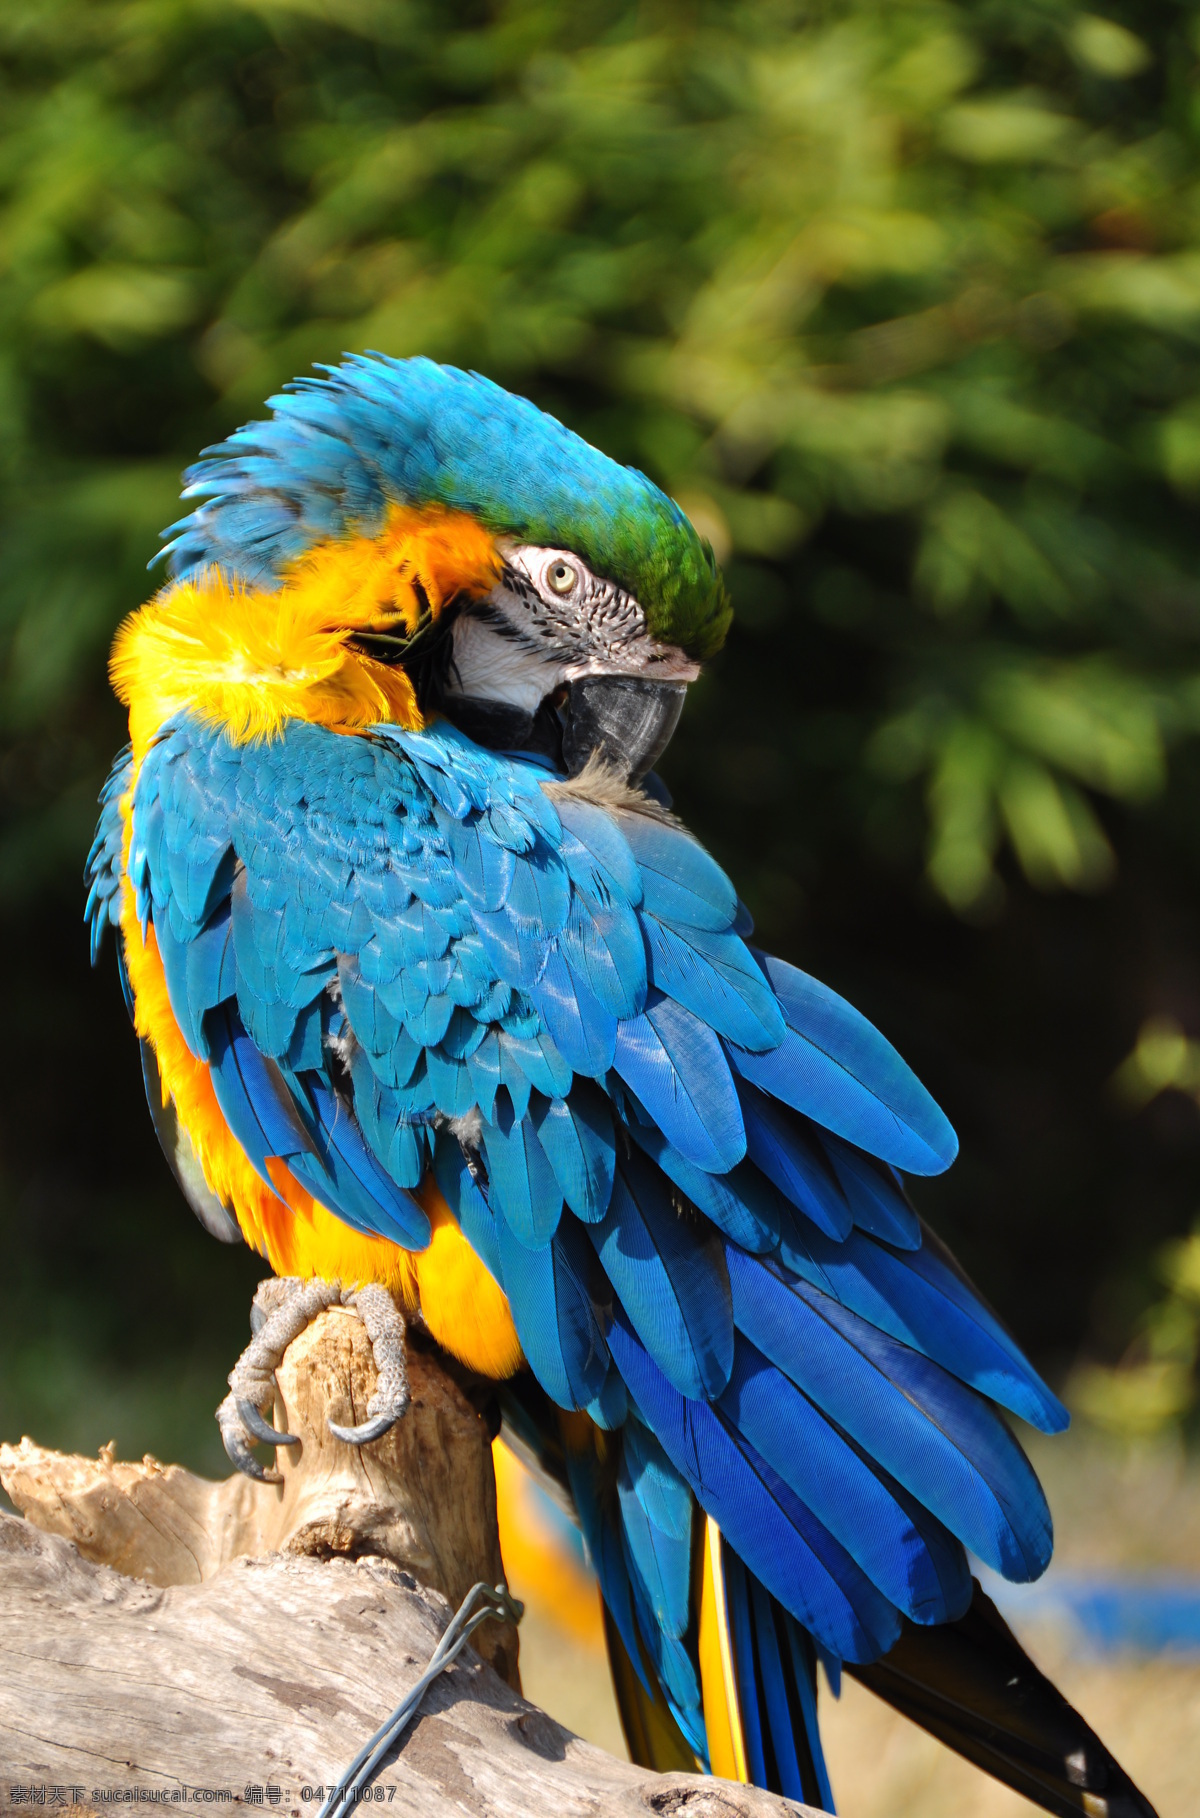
[561,676,687,783]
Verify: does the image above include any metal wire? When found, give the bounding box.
[316,1580,524,1818]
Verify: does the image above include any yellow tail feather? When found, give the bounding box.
[698,1515,749,1783]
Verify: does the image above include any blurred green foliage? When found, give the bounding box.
[6,0,1200,1463]
[1071,1212,1200,1439]
[5,0,1200,908]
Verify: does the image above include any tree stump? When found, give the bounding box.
[0,1307,819,1817]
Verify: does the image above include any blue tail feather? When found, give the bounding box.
[610,1312,901,1663]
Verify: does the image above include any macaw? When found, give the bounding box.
[86,356,1154,1817]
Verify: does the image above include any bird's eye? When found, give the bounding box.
[546,559,579,596]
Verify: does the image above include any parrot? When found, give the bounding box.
[85,354,1155,1817]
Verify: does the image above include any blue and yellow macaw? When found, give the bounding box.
[86,356,1154,1817]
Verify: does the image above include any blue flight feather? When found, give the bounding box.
[294,1071,430,1247]
[529,1084,616,1222]
[719,1335,971,1624]
[85,746,134,964]
[726,1547,769,1791]
[646,918,785,1052]
[609,1312,902,1663]
[725,1248,1053,1582]
[592,1149,734,1401]
[776,1214,1068,1434]
[622,1108,783,1254]
[205,1003,312,1168]
[731,952,958,1177]
[613,991,746,1174]
[739,1084,852,1241]
[497,1217,610,1410]
[821,1133,921,1250]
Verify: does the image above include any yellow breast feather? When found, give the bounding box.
[111,497,522,1379]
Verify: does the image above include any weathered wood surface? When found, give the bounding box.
[0,1306,820,1817]
[1,1309,516,1682]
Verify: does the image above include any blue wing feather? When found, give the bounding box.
[612,992,746,1174]
[612,810,737,932]
[820,1133,921,1250]
[529,1084,616,1222]
[432,1133,503,1283]
[560,891,647,1017]
[610,1311,902,1663]
[646,919,785,1052]
[288,1071,431,1247]
[725,1247,1053,1582]
[481,1099,564,1248]
[777,1213,1068,1434]
[739,1084,852,1241]
[719,1335,971,1624]
[592,1149,734,1401]
[498,1216,610,1408]
[731,952,958,1177]
[205,1001,313,1183]
[531,946,617,1077]
[117,712,1059,1752]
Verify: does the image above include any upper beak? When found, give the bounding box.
[561,675,687,783]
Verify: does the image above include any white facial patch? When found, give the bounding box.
[446,613,567,711]
[503,545,649,659]
[442,544,699,709]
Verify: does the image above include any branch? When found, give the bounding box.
[0,1308,819,1816]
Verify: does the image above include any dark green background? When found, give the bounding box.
[3,0,1199,1473]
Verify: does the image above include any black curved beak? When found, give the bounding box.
[561,676,687,783]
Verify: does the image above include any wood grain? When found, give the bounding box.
[0,1306,821,1817]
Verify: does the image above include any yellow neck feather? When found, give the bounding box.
[110,503,501,760]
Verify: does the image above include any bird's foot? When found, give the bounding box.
[326,1282,411,1446]
[216,1277,410,1482]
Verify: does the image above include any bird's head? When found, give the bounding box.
[111,356,730,781]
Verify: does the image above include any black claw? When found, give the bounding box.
[328,1411,399,1446]
[236,1397,299,1446]
[221,1424,283,1485]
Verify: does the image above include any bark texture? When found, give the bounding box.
[0,1307,819,1818]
